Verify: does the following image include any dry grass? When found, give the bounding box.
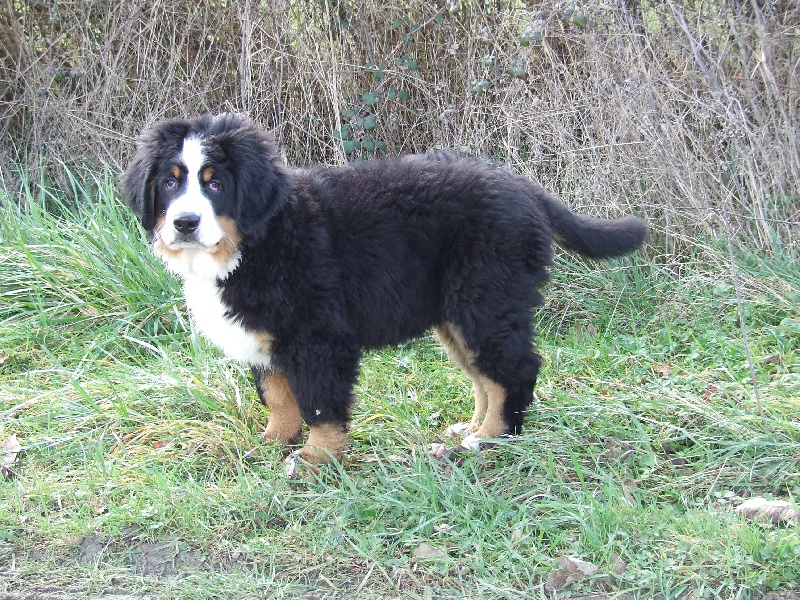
[1,0,798,252]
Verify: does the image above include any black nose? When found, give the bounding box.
[173,213,201,234]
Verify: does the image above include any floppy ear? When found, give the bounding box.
[214,116,291,240]
[122,127,165,234]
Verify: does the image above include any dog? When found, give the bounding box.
[123,113,647,471]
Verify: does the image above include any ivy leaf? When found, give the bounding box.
[362,91,378,106]
[398,90,412,101]
[406,58,419,71]
[363,114,377,131]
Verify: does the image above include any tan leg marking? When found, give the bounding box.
[295,423,348,463]
[434,322,511,450]
[466,373,489,432]
[257,372,303,445]
[434,323,488,431]
[475,379,508,438]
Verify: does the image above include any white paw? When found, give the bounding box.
[460,433,484,451]
[445,422,473,438]
[460,433,512,452]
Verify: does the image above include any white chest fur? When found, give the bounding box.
[182,277,273,367]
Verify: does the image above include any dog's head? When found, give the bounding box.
[122,113,290,279]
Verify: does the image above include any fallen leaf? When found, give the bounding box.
[1,434,22,479]
[702,383,718,401]
[428,443,453,461]
[610,552,627,576]
[761,353,782,366]
[545,556,599,591]
[558,555,599,576]
[412,542,446,561]
[586,323,596,337]
[735,497,799,524]
[652,361,671,378]
[544,567,572,592]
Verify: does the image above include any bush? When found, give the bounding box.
[1,0,798,252]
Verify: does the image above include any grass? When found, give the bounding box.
[0,169,798,599]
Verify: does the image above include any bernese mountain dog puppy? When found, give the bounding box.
[123,113,647,472]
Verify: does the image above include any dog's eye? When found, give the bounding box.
[208,180,221,192]
[164,178,177,190]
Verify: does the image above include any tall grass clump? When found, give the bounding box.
[0,166,182,372]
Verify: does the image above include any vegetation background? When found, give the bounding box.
[1,1,798,598]
[2,0,798,251]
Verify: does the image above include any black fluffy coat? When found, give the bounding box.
[124,113,648,442]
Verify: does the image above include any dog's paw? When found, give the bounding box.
[460,432,513,452]
[444,422,474,438]
[460,433,485,451]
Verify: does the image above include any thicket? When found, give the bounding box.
[1,0,798,252]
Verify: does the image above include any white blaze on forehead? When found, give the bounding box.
[181,135,206,175]
[160,136,225,251]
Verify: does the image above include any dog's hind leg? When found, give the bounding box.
[435,320,540,450]
[434,323,488,434]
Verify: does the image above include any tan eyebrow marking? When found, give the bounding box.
[201,166,215,183]
[170,165,181,179]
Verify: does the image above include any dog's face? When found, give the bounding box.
[123,114,290,280]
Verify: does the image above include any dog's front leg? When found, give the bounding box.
[278,340,359,476]
[252,366,303,445]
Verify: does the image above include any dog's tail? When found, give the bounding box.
[540,191,648,259]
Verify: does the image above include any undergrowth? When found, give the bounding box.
[0,172,798,599]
